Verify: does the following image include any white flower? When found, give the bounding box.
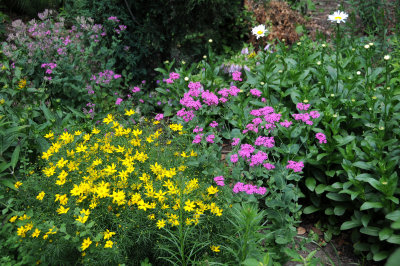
[328,10,348,23]
[208,39,213,43]
[364,44,370,49]
[384,55,391,60]
[356,71,361,75]
[252,25,267,39]
[184,77,189,81]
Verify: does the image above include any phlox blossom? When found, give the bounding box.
[214,176,225,186]
[209,121,218,128]
[154,114,164,121]
[286,160,304,173]
[316,133,327,144]
[206,134,215,143]
[115,98,123,105]
[250,89,262,97]
[232,71,242,81]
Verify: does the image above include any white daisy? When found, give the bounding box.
[328,10,348,24]
[252,24,267,39]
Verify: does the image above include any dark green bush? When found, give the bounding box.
[62,0,251,82]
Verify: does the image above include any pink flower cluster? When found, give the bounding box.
[201,90,219,106]
[206,134,215,143]
[209,121,218,128]
[280,120,292,128]
[250,88,262,97]
[238,144,255,159]
[164,72,180,84]
[193,126,203,133]
[214,176,225,186]
[41,62,57,80]
[108,16,120,22]
[115,98,123,105]
[233,182,267,195]
[131,86,141,93]
[90,70,121,84]
[177,108,195,122]
[244,106,281,134]
[249,151,268,167]
[316,133,327,144]
[286,160,304,173]
[254,136,275,148]
[231,138,240,146]
[192,134,203,144]
[232,71,243,81]
[292,111,320,125]
[154,113,164,121]
[296,103,310,111]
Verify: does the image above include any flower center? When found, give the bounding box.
[335,16,342,20]
[257,30,263,35]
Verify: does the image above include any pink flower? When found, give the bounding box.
[192,134,203,144]
[209,121,218,128]
[280,120,292,128]
[115,98,123,105]
[286,160,304,173]
[230,154,238,163]
[131,87,141,93]
[169,72,180,80]
[250,89,262,97]
[249,151,268,167]
[316,132,327,144]
[214,176,225,186]
[232,71,242,81]
[254,136,275,148]
[206,134,215,143]
[154,114,164,121]
[165,78,174,84]
[238,144,255,159]
[263,163,275,170]
[232,138,240,146]
[193,126,203,133]
[233,182,245,193]
[297,103,310,111]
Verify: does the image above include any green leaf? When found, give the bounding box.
[326,192,348,201]
[379,227,393,241]
[353,161,374,171]
[334,135,355,146]
[373,251,389,262]
[360,202,383,211]
[341,220,361,230]
[326,65,337,81]
[334,205,346,216]
[386,248,400,266]
[303,205,320,214]
[11,144,20,170]
[360,226,380,236]
[305,177,316,191]
[315,184,326,194]
[387,235,400,244]
[386,210,400,221]
[0,179,17,191]
[242,258,260,266]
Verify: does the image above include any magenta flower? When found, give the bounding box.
[192,134,203,144]
[154,114,164,121]
[286,160,304,173]
[232,71,242,81]
[250,89,262,97]
[316,133,327,144]
[296,103,310,111]
[263,163,275,170]
[214,176,225,186]
[209,121,218,128]
[231,138,240,146]
[169,72,180,80]
[230,154,239,163]
[115,98,123,105]
[206,134,215,143]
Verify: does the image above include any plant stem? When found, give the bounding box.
[336,23,340,94]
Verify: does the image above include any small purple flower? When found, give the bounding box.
[115,98,123,105]
[206,134,215,143]
[154,113,164,121]
[209,121,218,128]
[316,133,327,144]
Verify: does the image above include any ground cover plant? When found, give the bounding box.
[1,3,400,265]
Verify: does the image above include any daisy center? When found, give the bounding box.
[335,16,342,20]
[257,30,264,35]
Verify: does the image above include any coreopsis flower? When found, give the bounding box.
[81,237,92,251]
[252,24,267,39]
[328,10,348,23]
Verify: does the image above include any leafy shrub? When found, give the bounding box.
[62,0,253,81]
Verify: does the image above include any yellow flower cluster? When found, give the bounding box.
[15,114,223,254]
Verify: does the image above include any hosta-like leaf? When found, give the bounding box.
[360,202,383,211]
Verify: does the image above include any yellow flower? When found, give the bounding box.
[74,130,82,136]
[0,98,5,105]
[76,215,89,224]
[92,127,100,134]
[207,186,219,195]
[9,216,18,223]
[36,191,45,201]
[18,79,27,89]
[14,181,23,189]
[156,219,166,229]
[184,199,196,212]
[31,228,41,238]
[19,214,30,220]
[103,114,114,124]
[111,190,126,205]
[125,109,135,116]
[169,123,183,131]
[104,240,113,248]
[210,245,220,252]
[81,237,92,251]
[56,206,70,214]
[76,143,88,153]
[103,229,116,240]
[44,132,54,139]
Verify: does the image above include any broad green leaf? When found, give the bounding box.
[387,235,400,245]
[315,184,326,194]
[326,192,348,201]
[386,248,400,266]
[373,251,389,262]
[353,161,374,171]
[305,177,316,191]
[360,202,383,211]
[341,220,361,230]
[379,227,393,241]
[11,144,20,170]
[360,226,380,236]
[386,210,400,221]
[0,179,17,190]
[334,205,346,216]
[303,205,320,214]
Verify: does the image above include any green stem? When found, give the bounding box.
[336,23,340,94]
